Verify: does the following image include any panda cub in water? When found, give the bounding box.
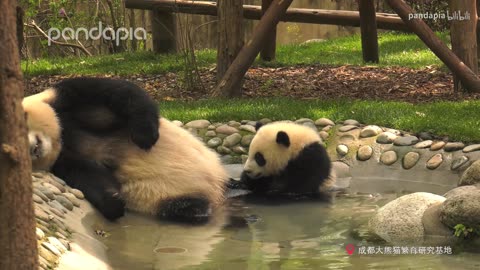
[22,77,228,223]
[231,121,335,200]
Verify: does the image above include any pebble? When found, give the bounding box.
[451,156,469,171]
[63,193,81,207]
[418,132,433,140]
[49,174,66,186]
[232,145,247,154]
[463,144,480,153]
[360,125,382,138]
[207,125,216,130]
[322,125,332,132]
[42,183,62,195]
[228,121,241,127]
[319,131,329,141]
[39,245,57,263]
[36,186,55,200]
[41,242,61,256]
[343,119,360,126]
[36,227,45,240]
[443,142,465,152]
[216,125,239,135]
[259,118,272,124]
[239,125,256,133]
[38,255,50,269]
[207,137,222,148]
[336,144,348,156]
[393,136,419,146]
[55,195,74,211]
[69,189,84,200]
[217,146,232,155]
[413,140,433,149]
[48,236,68,253]
[380,151,398,165]
[241,155,248,164]
[35,208,52,222]
[223,133,242,147]
[427,154,443,169]
[339,125,358,132]
[403,152,420,169]
[430,141,446,151]
[33,194,44,204]
[315,118,335,126]
[357,145,373,161]
[205,130,216,137]
[241,135,254,147]
[295,118,314,124]
[33,189,50,203]
[45,179,66,193]
[376,132,397,144]
[185,120,210,129]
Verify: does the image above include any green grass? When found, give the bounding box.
[22,32,447,76]
[160,98,480,143]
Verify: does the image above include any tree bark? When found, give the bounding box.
[212,0,293,98]
[0,0,37,270]
[359,0,379,63]
[260,0,277,61]
[151,8,177,53]
[450,0,478,91]
[217,0,244,91]
[387,0,480,92]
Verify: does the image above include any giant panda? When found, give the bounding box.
[229,121,335,200]
[23,77,228,223]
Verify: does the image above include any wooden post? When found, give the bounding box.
[217,0,244,88]
[212,0,293,98]
[150,8,176,53]
[359,0,379,63]
[387,0,480,92]
[450,0,478,91]
[0,0,37,269]
[260,0,277,61]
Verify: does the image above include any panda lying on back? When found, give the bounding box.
[229,121,335,201]
[23,77,228,223]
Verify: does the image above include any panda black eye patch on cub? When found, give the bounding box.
[255,152,266,166]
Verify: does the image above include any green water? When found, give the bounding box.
[99,194,479,270]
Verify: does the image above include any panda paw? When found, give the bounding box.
[130,118,159,150]
[100,192,126,221]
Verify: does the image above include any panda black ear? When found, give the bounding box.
[276,131,290,147]
[255,122,264,131]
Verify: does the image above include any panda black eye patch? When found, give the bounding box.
[255,152,266,167]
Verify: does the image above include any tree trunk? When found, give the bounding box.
[0,0,37,270]
[151,8,176,53]
[387,0,480,92]
[450,0,478,91]
[359,0,379,63]
[260,0,277,61]
[217,0,244,90]
[212,0,293,98]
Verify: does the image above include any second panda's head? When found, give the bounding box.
[243,121,322,179]
[22,89,62,171]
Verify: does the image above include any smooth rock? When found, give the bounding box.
[459,160,480,186]
[241,155,248,164]
[36,227,45,240]
[322,125,332,132]
[48,236,68,253]
[295,118,314,124]
[440,188,480,228]
[217,146,232,155]
[42,183,61,195]
[418,132,433,140]
[33,194,44,204]
[443,142,465,152]
[444,185,479,199]
[422,203,452,237]
[241,135,254,147]
[49,174,66,186]
[451,156,469,171]
[207,137,222,148]
[319,131,329,141]
[69,189,84,200]
[393,136,419,146]
[39,245,57,263]
[55,195,74,211]
[239,125,256,133]
[376,132,397,144]
[343,119,360,126]
[413,140,433,149]
[232,145,247,154]
[380,151,397,165]
[62,193,81,207]
[403,152,420,169]
[339,125,358,132]
[205,130,216,137]
[315,118,335,126]
[50,207,65,218]
[185,120,210,129]
[45,179,66,193]
[42,242,61,256]
[463,144,480,153]
[223,133,242,147]
[368,192,445,243]
[35,208,52,222]
[216,125,239,135]
[336,144,348,156]
[426,154,443,170]
[259,118,272,124]
[360,125,382,138]
[171,120,183,127]
[36,186,55,200]
[33,188,50,202]
[207,125,216,130]
[430,141,446,151]
[357,146,373,161]
[228,121,241,127]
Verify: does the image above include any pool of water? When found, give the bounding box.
[97,192,479,270]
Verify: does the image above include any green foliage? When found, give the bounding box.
[454,224,480,239]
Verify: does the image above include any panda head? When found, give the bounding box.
[22,90,62,170]
[243,121,321,179]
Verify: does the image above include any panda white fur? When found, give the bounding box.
[22,77,228,223]
[231,121,335,200]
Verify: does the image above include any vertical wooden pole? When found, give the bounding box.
[150,8,176,53]
[260,0,277,61]
[450,0,478,91]
[359,0,379,63]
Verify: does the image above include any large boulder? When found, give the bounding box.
[369,192,445,243]
[440,188,480,228]
[459,160,480,186]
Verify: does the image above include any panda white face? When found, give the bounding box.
[244,152,268,179]
[28,131,53,160]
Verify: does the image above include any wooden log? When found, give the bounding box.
[150,8,176,53]
[125,0,412,32]
[387,0,480,92]
[217,0,244,95]
[359,0,379,63]
[212,0,293,98]
[260,0,276,61]
[450,0,478,91]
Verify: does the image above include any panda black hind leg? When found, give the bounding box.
[157,196,211,224]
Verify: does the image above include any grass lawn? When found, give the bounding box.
[22,32,447,76]
[160,98,480,143]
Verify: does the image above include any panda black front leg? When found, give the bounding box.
[157,196,212,224]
